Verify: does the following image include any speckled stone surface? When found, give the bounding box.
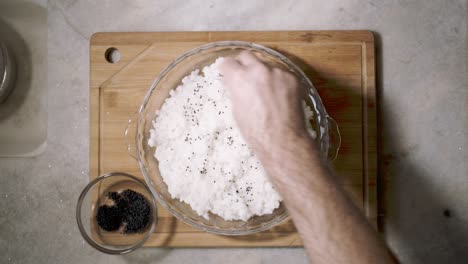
[0,0,467,263]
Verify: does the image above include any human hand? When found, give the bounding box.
[220,51,308,156]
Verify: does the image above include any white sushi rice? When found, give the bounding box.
[148,58,316,221]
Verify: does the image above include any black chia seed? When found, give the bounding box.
[96,189,151,233]
[96,205,122,231]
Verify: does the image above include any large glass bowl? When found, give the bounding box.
[126,41,340,236]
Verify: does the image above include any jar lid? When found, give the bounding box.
[0,42,16,103]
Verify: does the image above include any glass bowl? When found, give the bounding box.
[76,172,158,254]
[126,41,340,236]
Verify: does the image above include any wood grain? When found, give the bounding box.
[89,31,377,247]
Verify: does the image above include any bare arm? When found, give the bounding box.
[221,52,394,264]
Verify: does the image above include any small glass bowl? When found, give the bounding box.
[76,172,158,254]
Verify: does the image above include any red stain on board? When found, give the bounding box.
[338,141,349,155]
[316,87,352,117]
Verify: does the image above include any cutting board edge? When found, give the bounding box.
[90,30,375,45]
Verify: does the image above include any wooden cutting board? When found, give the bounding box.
[89,31,377,247]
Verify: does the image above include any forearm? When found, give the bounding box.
[258,134,392,264]
[221,51,393,263]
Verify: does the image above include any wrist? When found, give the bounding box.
[254,129,318,165]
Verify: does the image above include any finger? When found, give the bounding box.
[220,57,244,76]
[272,67,283,75]
[236,51,261,66]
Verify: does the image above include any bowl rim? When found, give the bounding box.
[76,172,158,254]
[135,41,331,235]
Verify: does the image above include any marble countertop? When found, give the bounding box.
[0,0,467,263]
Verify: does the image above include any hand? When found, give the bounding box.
[220,51,308,156]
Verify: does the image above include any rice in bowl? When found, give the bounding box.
[148,58,316,221]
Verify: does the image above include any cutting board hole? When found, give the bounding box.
[105,47,121,63]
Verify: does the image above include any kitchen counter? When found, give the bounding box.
[0,0,467,263]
